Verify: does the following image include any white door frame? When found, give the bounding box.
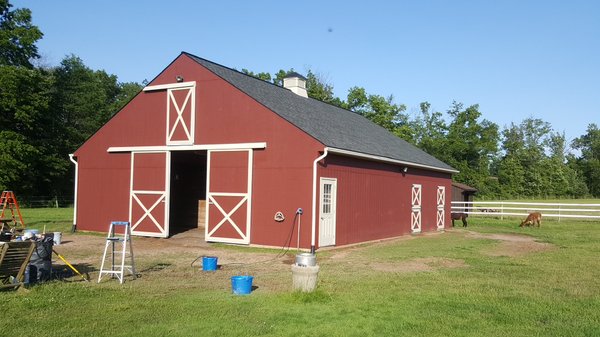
[129,151,170,238]
[318,177,337,247]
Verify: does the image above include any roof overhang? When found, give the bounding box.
[143,81,196,92]
[107,142,267,153]
[326,147,459,174]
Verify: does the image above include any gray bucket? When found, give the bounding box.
[53,232,62,245]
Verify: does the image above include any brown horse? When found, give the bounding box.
[451,212,468,227]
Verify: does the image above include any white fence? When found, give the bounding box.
[451,201,600,221]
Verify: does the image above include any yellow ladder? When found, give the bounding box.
[98,221,136,284]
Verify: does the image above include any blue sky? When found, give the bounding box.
[14,0,600,144]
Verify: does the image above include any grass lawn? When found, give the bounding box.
[1,208,599,336]
[16,207,74,233]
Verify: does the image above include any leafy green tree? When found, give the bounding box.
[345,86,410,140]
[496,118,588,198]
[305,70,345,107]
[241,68,272,82]
[0,0,42,67]
[0,65,57,196]
[443,102,499,193]
[51,55,125,148]
[410,102,447,158]
[573,124,600,196]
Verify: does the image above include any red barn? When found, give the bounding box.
[71,52,457,251]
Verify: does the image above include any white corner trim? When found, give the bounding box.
[143,81,196,92]
[68,154,78,228]
[326,147,459,174]
[107,142,267,153]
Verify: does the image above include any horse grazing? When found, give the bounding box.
[451,212,468,227]
[519,212,542,227]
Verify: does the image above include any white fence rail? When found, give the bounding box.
[451,201,600,221]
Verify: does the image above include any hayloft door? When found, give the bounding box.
[319,178,337,247]
[411,184,422,233]
[129,151,170,237]
[436,186,445,231]
[166,86,195,145]
[206,150,253,244]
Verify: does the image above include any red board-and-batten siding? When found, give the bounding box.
[319,155,451,247]
[73,53,452,249]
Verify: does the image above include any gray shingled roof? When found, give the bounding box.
[185,52,456,172]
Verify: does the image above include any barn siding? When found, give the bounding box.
[318,155,452,247]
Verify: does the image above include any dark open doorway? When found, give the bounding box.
[169,151,207,235]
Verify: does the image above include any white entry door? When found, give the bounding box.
[319,178,337,247]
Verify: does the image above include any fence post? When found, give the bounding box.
[500,202,504,220]
[55,196,59,208]
[558,205,561,222]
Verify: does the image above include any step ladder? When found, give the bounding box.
[98,221,136,284]
[0,191,26,232]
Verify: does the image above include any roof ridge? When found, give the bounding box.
[182,51,293,92]
[182,52,366,117]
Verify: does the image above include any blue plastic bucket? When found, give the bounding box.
[231,275,253,295]
[202,256,218,271]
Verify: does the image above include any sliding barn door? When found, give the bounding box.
[130,152,170,237]
[205,150,253,244]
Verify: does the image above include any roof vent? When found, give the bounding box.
[283,72,308,98]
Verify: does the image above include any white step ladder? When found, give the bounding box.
[98,221,136,284]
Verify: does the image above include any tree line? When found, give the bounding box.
[1,1,599,201]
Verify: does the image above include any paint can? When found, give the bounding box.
[51,232,62,245]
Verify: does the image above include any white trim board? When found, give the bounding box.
[143,81,196,92]
[326,147,459,174]
[108,142,267,153]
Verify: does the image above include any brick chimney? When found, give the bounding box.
[283,72,308,98]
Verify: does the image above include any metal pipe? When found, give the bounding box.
[68,154,78,233]
[311,148,328,253]
[296,208,303,251]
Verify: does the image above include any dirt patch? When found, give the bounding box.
[371,257,466,273]
[51,228,295,285]
[466,231,555,257]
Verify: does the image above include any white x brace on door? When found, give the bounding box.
[411,184,422,233]
[436,186,445,231]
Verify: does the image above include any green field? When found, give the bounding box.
[2,208,599,337]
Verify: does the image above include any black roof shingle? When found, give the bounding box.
[185,52,456,173]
